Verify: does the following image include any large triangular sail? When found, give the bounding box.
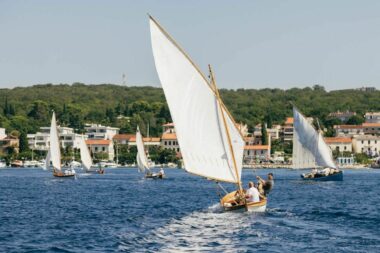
[79,137,92,171]
[136,126,150,173]
[49,112,61,171]
[149,16,245,183]
[293,107,337,169]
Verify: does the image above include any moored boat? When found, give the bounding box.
[149,15,265,211]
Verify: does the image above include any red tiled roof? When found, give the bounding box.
[285,117,294,125]
[113,134,135,140]
[85,139,111,145]
[244,145,270,150]
[362,123,380,127]
[161,133,177,140]
[128,136,160,142]
[324,137,352,144]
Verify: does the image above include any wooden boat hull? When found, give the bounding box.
[145,173,164,179]
[220,190,267,212]
[53,170,76,178]
[301,171,343,181]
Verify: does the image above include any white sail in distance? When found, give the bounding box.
[49,112,61,171]
[149,16,245,183]
[136,126,150,173]
[293,107,337,169]
[79,137,92,171]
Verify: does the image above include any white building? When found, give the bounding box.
[254,124,281,140]
[362,123,380,136]
[27,126,84,151]
[85,124,119,140]
[86,139,115,161]
[243,145,271,163]
[328,110,357,122]
[334,125,364,137]
[324,137,352,153]
[352,135,380,156]
[365,112,380,123]
[0,128,6,140]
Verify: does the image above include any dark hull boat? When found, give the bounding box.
[301,171,343,181]
[145,172,164,179]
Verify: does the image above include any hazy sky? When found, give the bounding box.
[1,0,380,90]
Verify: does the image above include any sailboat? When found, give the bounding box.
[149,15,266,212]
[293,106,343,181]
[136,125,164,179]
[79,137,104,174]
[48,112,76,177]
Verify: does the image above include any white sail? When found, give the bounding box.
[49,112,61,171]
[149,17,245,183]
[44,149,50,170]
[136,126,150,173]
[79,137,92,171]
[293,107,337,169]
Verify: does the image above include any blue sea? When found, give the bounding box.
[0,168,379,252]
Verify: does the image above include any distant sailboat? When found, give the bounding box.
[293,106,343,181]
[136,125,164,179]
[48,112,76,177]
[149,15,266,211]
[79,137,104,174]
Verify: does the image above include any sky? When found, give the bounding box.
[1,0,380,90]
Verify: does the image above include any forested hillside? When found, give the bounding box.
[0,83,379,140]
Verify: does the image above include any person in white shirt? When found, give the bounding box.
[245,182,260,203]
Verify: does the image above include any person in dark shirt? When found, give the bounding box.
[257,173,274,197]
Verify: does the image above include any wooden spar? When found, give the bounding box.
[208,65,243,193]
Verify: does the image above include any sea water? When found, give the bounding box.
[0,168,379,252]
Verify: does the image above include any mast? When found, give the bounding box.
[208,65,243,193]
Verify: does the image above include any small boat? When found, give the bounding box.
[79,137,104,174]
[136,125,165,179]
[293,106,343,181]
[47,112,76,178]
[150,15,265,212]
[301,170,343,181]
[10,160,23,167]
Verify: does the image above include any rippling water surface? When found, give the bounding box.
[0,168,379,252]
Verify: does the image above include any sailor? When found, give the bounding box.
[319,167,331,176]
[245,182,260,203]
[159,167,165,175]
[257,173,274,196]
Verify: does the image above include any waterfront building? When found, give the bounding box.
[85,124,119,140]
[364,112,380,123]
[27,126,84,151]
[334,125,364,137]
[243,145,271,164]
[127,136,161,147]
[161,123,180,152]
[282,117,313,142]
[85,139,114,161]
[336,156,355,166]
[0,135,19,154]
[324,137,352,153]
[352,135,380,156]
[362,123,380,136]
[112,134,135,145]
[328,110,356,122]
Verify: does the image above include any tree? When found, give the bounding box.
[346,115,364,125]
[261,122,268,145]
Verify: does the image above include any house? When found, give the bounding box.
[86,139,114,160]
[112,134,135,145]
[333,125,364,137]
[253,124,281,140]
[328,110,356,122]
[364,112,380,123]
[0,135,19,154]
[161,132,179,152]
[352,135,380,156]
[324,137,352,153]
[128,137,161,147]
[243,145,270,163]
[282,117,294,142]
[362,123,380,136]
[27,126,85,151]
[85,124,119,140]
